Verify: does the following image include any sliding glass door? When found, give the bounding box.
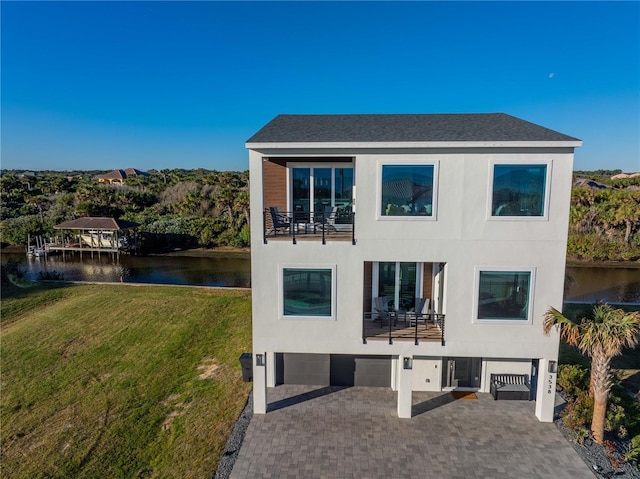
[291,166,353,222]
[375,262,420,311]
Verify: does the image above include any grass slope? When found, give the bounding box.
[1,283,252,479]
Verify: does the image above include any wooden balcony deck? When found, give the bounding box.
[363,315,445,345]
[266,230,354,243]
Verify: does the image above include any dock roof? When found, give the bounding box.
[54,217,140,231]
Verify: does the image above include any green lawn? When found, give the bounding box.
[1,283,252,479]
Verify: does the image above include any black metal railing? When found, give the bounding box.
[263,208,355,245]
[362,311,445,346]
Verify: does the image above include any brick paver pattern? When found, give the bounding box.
[230,385,594,479]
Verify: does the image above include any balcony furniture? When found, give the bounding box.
[314,206,338,232]
[490,373,531,400]
[269,207,293,235]
[373,296,395,327]
[406,298,431,326]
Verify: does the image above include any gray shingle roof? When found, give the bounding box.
[246,113,580,144]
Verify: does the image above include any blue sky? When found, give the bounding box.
[2,1,639,173]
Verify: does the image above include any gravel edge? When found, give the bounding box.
[213,391,253,479]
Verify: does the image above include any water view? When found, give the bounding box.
[2,252,640,303]
[2,252,251,288]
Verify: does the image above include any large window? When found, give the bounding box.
[491,164,547,217]
[476,270,532,321]
[381,165,434,217]
[291,166,353,222]
[282,267,334,318]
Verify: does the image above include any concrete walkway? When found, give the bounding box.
[230,385,594,479]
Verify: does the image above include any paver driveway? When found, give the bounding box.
[230,385,594,479]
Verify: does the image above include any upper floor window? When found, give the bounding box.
[475,268,534,323]
[491,164,548,217]
[291,166,353,222]
[281,266,335,319]
[380,164,435,218]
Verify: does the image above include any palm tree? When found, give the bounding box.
[543,304,640,444]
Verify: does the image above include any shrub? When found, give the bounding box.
[623,435,640,464]
[557,364,590,397]
[606,404,628,438]
[574,427,590,445]
[562,390,594,430]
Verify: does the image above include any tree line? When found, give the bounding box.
[568,172,640,262]
[0,169,250,251]
[1,168,639,259]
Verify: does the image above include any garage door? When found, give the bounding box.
[276,353,391,387]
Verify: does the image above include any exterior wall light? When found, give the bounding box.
[403,357,413,370]
[256,354,265,367]
[548,360,557,373]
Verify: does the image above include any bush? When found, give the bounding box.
[562,390,594,430]
[624,435,640,464]
[557,364,590,397]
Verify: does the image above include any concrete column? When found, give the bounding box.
[266,352,276,387]
[535,358,558,422]
[253,352,268,414]
[390,356,398,391]
[397,355,413,418]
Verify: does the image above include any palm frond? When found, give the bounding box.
[543,307,580,346]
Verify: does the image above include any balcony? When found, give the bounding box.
[263,208,355,245]
[362,311,445,346]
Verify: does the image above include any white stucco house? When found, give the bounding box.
[246,113,581,421]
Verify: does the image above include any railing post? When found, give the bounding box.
[263,209,268,244]
[415,316,419,345]
[351,212,356,245]
[292,212,297,244]
[388,312,393,345]
[322,210,326,245]
[441,314,445,346]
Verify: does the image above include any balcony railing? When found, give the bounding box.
[263,208,355,245]
[362,311,445,346]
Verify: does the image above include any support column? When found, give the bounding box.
[397,355,413,418]
[253,351,268,414]
[266,352,276,387]
[535,358,558,422]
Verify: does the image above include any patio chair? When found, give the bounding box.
[314,206,338,232]
[268,207,292,235]
[373,296,394,327]
[407,298,430,326]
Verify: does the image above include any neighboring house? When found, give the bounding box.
[96,168,149,185]
[246,113,581,421]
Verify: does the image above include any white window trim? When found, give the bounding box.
[279,264,337,321]
[486,160,552,222]
[376,159,439,221]
[472,266,536,324]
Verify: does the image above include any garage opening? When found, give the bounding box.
[275,353,391,387]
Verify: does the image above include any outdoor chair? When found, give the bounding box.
[268,207,292,235]
[373,296,394,327]
[407,298,430,326]
[314,206,338,232]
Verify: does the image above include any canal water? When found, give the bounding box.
[1,252,251,288]
[2,252,639,302]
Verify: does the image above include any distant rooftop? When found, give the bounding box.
[246,113,580,144]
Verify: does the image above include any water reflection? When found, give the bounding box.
[2,252,251,288]
[565,266,640,303]
[2,253,639,302]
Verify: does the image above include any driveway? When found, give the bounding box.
[230,385,593,479]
